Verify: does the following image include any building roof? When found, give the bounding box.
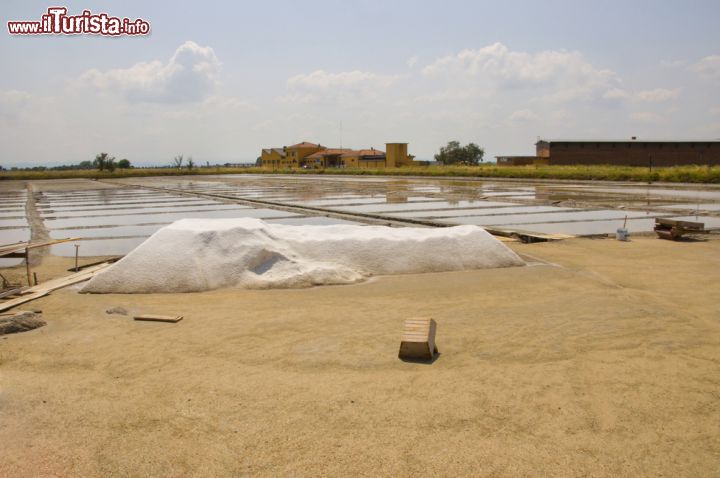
[342,148,386,158]
[287,141,322,149]
[537,138,720,144]
[305,148,352,159]
[262,148,286,157]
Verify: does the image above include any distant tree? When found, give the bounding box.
[78,160,94,169]
[173,154,184,169]
[434,141,485,165]
[117,159,131,169]
[187,156,194,170]
[93,152,116,171]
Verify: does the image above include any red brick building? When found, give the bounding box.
[536,139,720,166]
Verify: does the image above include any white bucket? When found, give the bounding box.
[616,228,629,241]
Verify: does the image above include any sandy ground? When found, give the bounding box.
[0,236,719,477]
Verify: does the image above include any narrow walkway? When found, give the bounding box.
[24,182,51,266]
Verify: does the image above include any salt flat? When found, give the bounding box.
[1,236,718,477]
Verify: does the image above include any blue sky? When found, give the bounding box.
[1,0,719,166]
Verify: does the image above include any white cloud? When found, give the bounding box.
[602,87,679,103]
[691,55,720,80]
[201,95,256,112]
[422,42,620,102]
[660,59,687,68]
[603,88,630,100]
[280,69,399,103]
[630,111,663,123]
[0,89,34,125]
[79,41,221,103]
[406,56,419,68]
[509,109,539,122]
[711,107,720,115]
[635,88,680,102]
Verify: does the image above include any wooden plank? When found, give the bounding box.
[0,287,24,300]
[0,238,81,257]
[0,291,50,312]
[134,315,183,323]
[30,262,111,295]
[0,262,111,313]
[655,218,704,230]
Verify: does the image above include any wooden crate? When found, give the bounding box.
[399,317,438,360]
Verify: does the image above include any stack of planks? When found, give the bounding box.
[654,218,705,241]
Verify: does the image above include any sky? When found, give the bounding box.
[1,0,719,167]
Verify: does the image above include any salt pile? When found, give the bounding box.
[81,218,524,293]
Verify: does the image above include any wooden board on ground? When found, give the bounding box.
[399,317,438,361]
[484,226,574,243]
[134,315,183,323]
[0,238,80,257]
[0,287,25,300]
[0,262,112,313]
[654,218,706,240]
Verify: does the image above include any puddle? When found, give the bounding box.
[330,200,515,213]
[39,201,224,214]
[511,218,659,235]
[38,197,210,208]
[44,208,301,229]
[265,216,366,226]
[0,218,29,228]
[49,224,167,239]
[0,228,31,244]
[656,203,720,212]
[386,205,576,218]
[438,209,656,227]
[586,187,720,201]
[292,198,391,206]
[0,211,26,218]
[0,228,31,267]
[52,237,149,257]
[667,215,720,228]
[41,205,250,219]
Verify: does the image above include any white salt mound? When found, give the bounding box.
[81,218,524,293]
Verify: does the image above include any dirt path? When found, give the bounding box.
[24,182,50,266]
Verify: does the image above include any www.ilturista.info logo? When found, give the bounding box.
[7,7,150,36]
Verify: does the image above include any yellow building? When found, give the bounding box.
[343,148,387,168]
[260,141,418,169]
[385,143,414,167]
[286,142,325,168]
[260,148,287,169]
[261,142,326,169]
